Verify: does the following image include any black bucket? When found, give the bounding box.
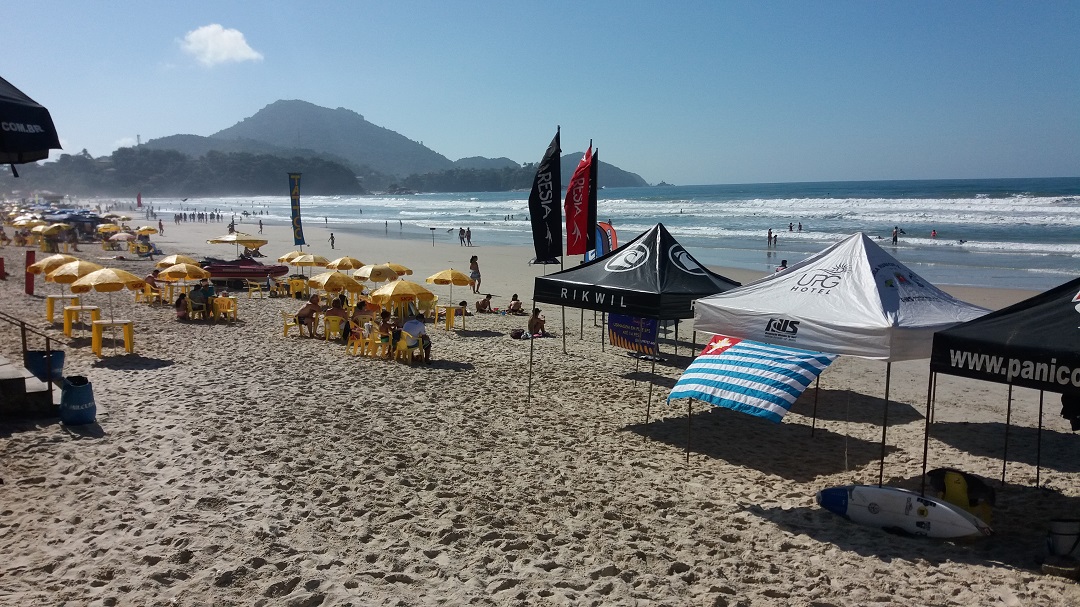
[60,376,96,425]
[24,350,65,383]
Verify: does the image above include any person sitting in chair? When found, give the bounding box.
[144,269,160,289]
[174,293,189,320]
[378,310,396,358]
[475,294,494,313]
[187,285,208,318]
[323,296,350,341]
[296,294,321,337]
[401,313,432,364]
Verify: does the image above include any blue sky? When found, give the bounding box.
[4,1,1078,185]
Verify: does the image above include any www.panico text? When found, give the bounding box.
[949,350,1080,389]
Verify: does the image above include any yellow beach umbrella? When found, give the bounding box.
[354,263,398,283]
[369,279,435,319]
[30,224,51,235]
[70,268,145,293]
[28,254,79,275]
[425,268,472,301]
[384,262,413,276]
[308,270,364,294]
[326,256,365,270]
[207,232,268,248]
[96,223,121,233]
[135,226,158,235]
[290,254,330,277]
[155,254,199,269]
[290,254,330,267]
[46,260,105,284]
[70,268,146,322]
[158,263,210,282]
[208,232,268,257]
[277,250,305,263]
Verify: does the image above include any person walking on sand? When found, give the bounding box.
[458,227,466,246]
[469,255,481,293]
[465,227,473,246]
[258,219,263,234]
[328,233,335,250]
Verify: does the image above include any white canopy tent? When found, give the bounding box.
[694,233,988,482]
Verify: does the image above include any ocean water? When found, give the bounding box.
[156,177,1080,291]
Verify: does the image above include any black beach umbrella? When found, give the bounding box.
[0,75,62,176]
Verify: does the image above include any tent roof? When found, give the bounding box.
[532,223,740,319]
[694,232,988,361]
[930,276,1080,395]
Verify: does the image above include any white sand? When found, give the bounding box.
[0,217,1077,606]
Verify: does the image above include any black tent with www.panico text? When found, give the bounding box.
[922,276,1080,487]
[0,75,61,168]
[532,223,741,320]
[929,276,1080,396]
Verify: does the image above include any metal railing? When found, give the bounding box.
[0,308,69,402]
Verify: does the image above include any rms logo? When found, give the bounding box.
[764,318,800,340]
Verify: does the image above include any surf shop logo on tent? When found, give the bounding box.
[793,263,848,296]
[668,244,706,275]
[764,318,800,340]
[604,243,650,273]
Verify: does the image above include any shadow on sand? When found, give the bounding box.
[91,355,175,371]
[624,406,892,482]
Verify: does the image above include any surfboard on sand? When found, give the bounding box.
[817,485,993,539]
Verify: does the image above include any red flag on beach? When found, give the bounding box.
[564,145,593,255]
[136,192,142,208]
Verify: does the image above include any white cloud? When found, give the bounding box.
[180,24,263,67]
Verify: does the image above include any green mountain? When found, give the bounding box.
[210,100,454,178]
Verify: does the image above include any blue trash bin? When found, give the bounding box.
[24,350,65,382]
[60,375,96,425]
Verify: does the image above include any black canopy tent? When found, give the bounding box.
[534,223,740,319]
[0,75,61,175]
[528,223,741,410]
[923,276,1080,487]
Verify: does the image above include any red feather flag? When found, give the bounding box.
[564,146,593,255]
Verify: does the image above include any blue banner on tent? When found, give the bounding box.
[608,313,659,355]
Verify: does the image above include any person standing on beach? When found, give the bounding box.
[328,233,335,250]
[458,227,466,246]
[798,222,802,232]
[465,227,473,246]
[258,219,263,234]
[469,255,481,293]
[767,228,773,247]
[892,226,899,245]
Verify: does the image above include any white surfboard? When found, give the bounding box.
[817,485,993,539]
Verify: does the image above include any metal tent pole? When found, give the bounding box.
[920,371,936,496]
[877,362,892,487]
[810,375,821,437]
[1002,384,1013,484]
[1037,390,1045,488]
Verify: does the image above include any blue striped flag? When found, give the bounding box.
[669,335,837,423]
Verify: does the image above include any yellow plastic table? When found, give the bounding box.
[63,305,101,337]
[92,319,134,356]
[46,294,80,322]
[436,305,466,331]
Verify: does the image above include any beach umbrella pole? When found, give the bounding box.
[527,299,536,405]
[877,362,892,487]
[810,375,821,437]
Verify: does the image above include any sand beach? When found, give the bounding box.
[1,218,1078,606]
